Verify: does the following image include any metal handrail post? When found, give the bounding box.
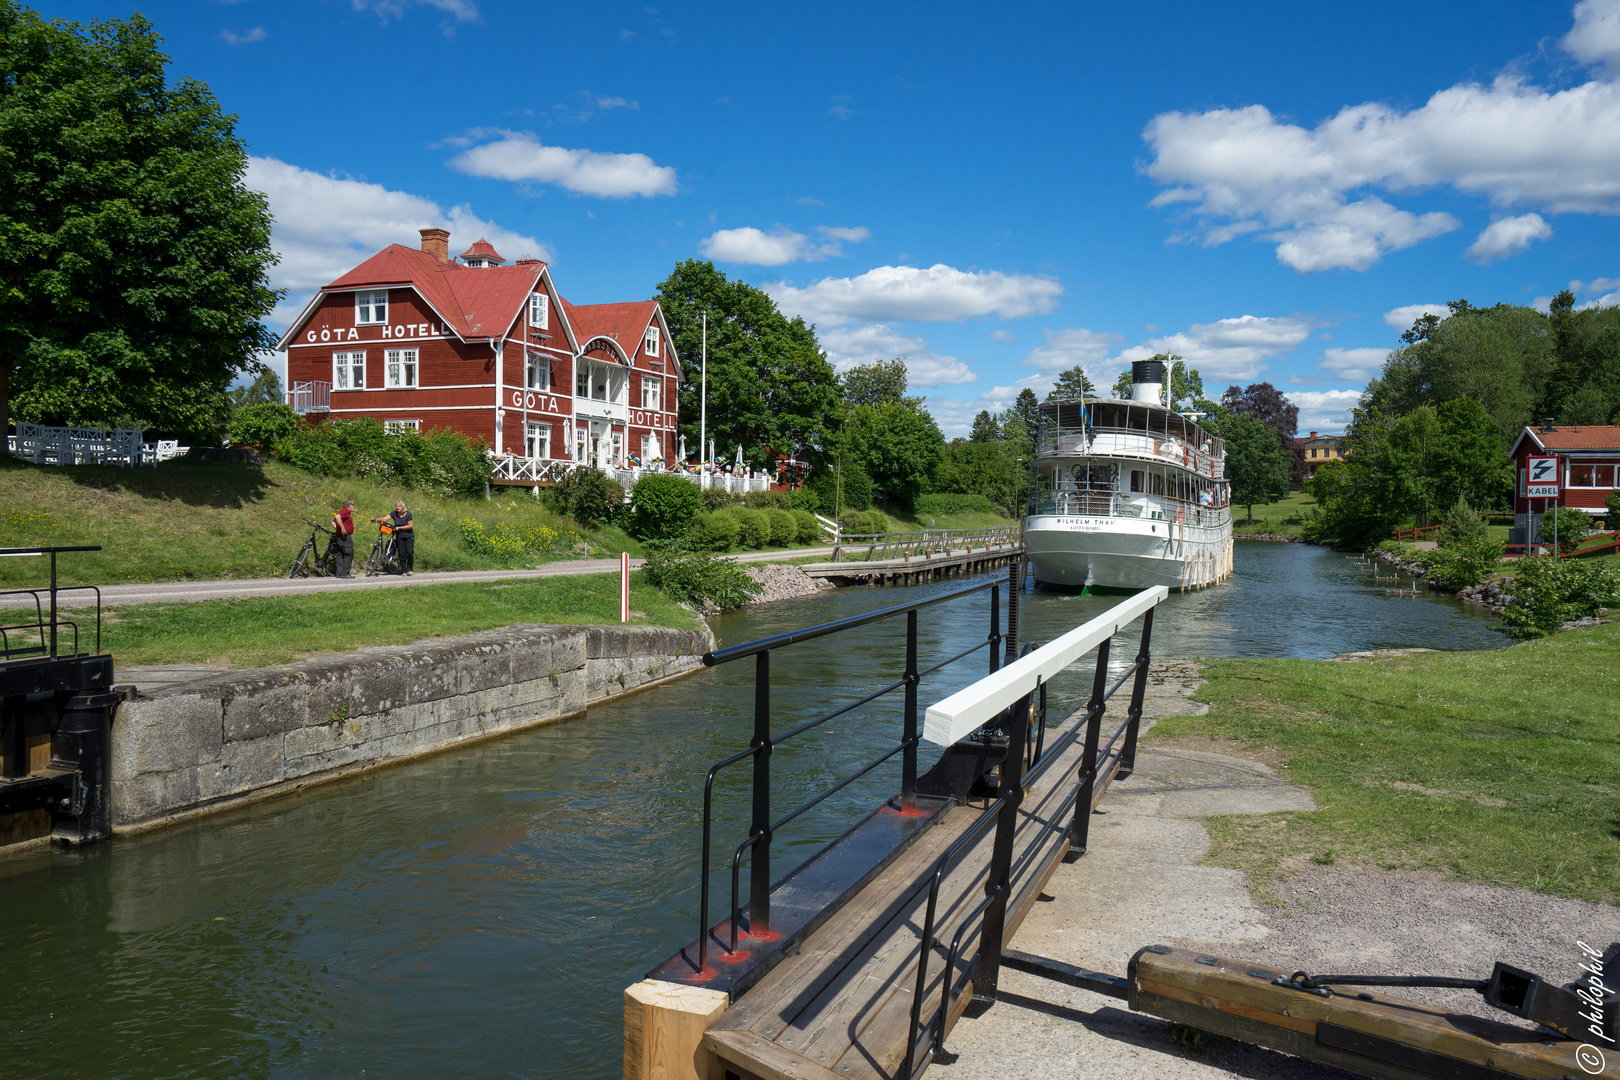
[902,610,919,811]
[1117,609,1154,779]
[48,549,58,659]
[1004,559,1019,662]
[1070,637,1112,855]
[988,582,1001,675]
[748,649,773,938]
[969,688,1030,1006]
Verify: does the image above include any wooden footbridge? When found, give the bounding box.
[799,527,1023,588]
[625,572,1618,1080]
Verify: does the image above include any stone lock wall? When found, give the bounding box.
[109,622,713,831]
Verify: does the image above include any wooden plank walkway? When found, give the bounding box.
[701,709,1123,1080]
[799,544,1023,588]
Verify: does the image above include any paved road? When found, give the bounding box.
[7,547,839,608]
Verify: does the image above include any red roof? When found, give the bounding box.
[459,237,505,263]
[1514,425,1620,453]
[314,243,542,341]
[566,300,659,361]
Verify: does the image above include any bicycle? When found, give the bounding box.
[287,519,339,578]
[362,521,403,577]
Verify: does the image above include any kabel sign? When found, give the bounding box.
[1526,455,1561,498]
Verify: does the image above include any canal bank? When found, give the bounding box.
[0,542,1516,1080]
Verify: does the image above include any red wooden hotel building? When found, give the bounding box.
[278,228,680,471]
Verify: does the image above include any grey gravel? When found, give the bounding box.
[741,563,833,605]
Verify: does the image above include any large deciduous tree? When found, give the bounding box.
[1223,413,1291,523]
[0,3,281,439]
[846,400,944,508]
[656,259,843,468]
[841,358,914,407]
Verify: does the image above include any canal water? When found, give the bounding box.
[1,542,1502,1079]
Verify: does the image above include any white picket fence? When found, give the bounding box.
[8,423,188,467]
[490,454,773,494]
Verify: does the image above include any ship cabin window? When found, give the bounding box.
[1130,470,1144,493]
[1152,471,1164,495]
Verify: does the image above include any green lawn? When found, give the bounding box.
[99,571,701,669]
[1230,490,1317,535]
[1148,626,1620,905]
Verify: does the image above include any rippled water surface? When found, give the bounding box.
[0,541,1504,1078]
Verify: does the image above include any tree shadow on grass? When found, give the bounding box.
[1,455,275,509]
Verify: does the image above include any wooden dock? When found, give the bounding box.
[799,543,1023,587]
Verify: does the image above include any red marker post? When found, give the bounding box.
[620,551,630,622]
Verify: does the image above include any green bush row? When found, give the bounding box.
[275,417,494,497]
[912,493,998,517]
[685,506,821,551]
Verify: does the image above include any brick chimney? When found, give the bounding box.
[1308,431,1317,438]
[419,227,450,263]
[515,257,542,267]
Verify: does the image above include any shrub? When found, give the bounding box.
[1420,535,1504,589]
[789,488,820,514]
[549,469,627,529]
[1607,488,1620,524]
[640,542,762,609]
[1540,505,1593,553]
[701,489,742,511]
[228,403,300,450]
[839,509,888,536]
[806,461,872,514]
[744,490,792,510]
[686,510,740,552]
[457,518,580,565]
[631,473,702,540]
[728,507,769,549]
[1436,494,1487,547]
[1496,556,1620,640]
[913,493,998,517]
[275,417,494,496]
[792,509,820,545]
[765,507,797,545]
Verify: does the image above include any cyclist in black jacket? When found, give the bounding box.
[372,500,415,575]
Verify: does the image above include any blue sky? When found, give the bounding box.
[42,0,1620,435]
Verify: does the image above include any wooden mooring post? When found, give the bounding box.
[623,980,729,1080]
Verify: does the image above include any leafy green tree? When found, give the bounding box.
[1431,397,1511,509]
[1111,369,1133,398]
[841,358,915,406]
[1046,364,1095,401]
[230,365,284,410]
[1224,414,1291,523]
[226,402,297,450]
[1377,404,1440,526]
[969,409,1001,442]
[1540,505,1592,553]
[933,440,1017,512]
[656,260,843,469]
[846,400,944,508]
[0,4,281,439]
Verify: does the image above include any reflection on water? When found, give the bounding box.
[0,541,1503,1079]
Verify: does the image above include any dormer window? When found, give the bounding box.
[529,292,549,330]
[644,326,660,357]
[356,290,387,325]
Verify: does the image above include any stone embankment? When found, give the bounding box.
[1233,532,1301,543]
[742,563,832,604]
[111,621,714,833]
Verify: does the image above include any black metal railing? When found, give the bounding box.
[693,577,1014,976]
[0,547,103,661]
[903,605,1157,1077]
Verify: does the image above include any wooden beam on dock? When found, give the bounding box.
[623,979,730,1080]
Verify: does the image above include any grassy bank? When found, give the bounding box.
[1230,490,1316,536]
[0,455,651,587]
[1148,625,1620,904]
[99,572,701,669]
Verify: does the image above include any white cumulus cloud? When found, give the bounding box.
[1318,346,1389,382]
[1567,0,1620,76]
[1465,213,1553,263]
[1121,314,1315,382]
[819,324,977,387]
[245,155,548,307]
[449,131,677,198]
[220,27,267,44]
[1022,328,1123,376]
[1290,390,1363,434]
[697,224,869,265]
[352,0,479,23]
[768,264,1062,326]
[1383,303,1450,333]
[1143,5,1620,272]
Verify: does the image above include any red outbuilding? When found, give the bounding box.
[276,228,681,474]
[1510,421,1620,542]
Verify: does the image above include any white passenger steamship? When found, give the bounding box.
[1024,360,1234,591]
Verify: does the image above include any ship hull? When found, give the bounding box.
[1024,514,1233,591]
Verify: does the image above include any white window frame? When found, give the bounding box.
[526,351,550,391]
[525,421,550,460]
[529,292,549,330]
[333,351,366,390]
[641,375,660,411]
[384,419,421,434]
[385,348,418,389]
[576,362,591,399]
[644,325,660,357]
[356,290,388,326]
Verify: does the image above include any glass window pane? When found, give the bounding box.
[1599,464,1616,487]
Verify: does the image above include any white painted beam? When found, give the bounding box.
[922,586,1168,747]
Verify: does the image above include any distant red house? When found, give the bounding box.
[276,228,680,469]
[1510,422,1620,541]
